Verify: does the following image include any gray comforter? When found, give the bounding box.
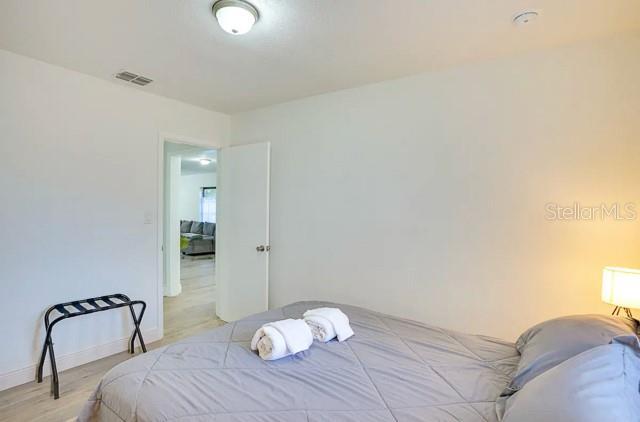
[79,302,519,421]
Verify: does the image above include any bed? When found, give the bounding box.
[79,301,520,421]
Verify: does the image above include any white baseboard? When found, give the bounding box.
[0,327,162,392]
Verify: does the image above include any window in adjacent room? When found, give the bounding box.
[200,187,216,223]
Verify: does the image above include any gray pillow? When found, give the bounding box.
[504,314,637,396]
[190,221,203,234]
[203,222,215,236]
[502,335,640,422]
[180,220,193,233]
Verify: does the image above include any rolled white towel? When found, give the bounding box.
[250,319,313,360]
[305,315,336,343]
[303,307,354,342]
[250,325,288,360]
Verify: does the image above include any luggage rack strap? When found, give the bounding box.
[44,294,134,323]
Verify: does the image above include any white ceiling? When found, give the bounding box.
[1,1,639,113]
[166,143,217,175]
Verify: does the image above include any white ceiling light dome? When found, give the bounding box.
[212,0,259,35]
[513,10,539,26]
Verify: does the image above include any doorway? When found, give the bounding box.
[162,141,224,340]
[158,138,272,341]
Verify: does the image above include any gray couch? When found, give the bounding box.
[180,220,215,255]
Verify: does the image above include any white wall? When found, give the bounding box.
[165,155,183,297]
[0,49,229,390]
[180,172,217,222]
[231,34,640,341]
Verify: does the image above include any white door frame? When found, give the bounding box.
[156,132,223,340]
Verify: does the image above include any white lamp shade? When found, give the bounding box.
[214,1,258,35]
[602,267,640,308]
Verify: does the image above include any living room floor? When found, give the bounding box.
[0,254,223,422]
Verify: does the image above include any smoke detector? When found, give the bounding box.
[513,11,539,26]
[115,71,153,86]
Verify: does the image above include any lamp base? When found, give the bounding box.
[612,306,633,318]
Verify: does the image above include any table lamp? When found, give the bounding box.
[602,267,640,318]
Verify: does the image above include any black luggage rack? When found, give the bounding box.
[36,293,147,399]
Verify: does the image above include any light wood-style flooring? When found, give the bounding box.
[0,255,223,422]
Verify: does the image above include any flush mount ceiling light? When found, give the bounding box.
[200,158,212,165]
[212,0,259,35]
[513,10,539,26]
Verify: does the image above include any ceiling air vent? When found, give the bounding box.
[115,71,153,86]
[130,76,153,86]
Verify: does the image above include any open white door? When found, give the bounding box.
[216,142,270,321]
